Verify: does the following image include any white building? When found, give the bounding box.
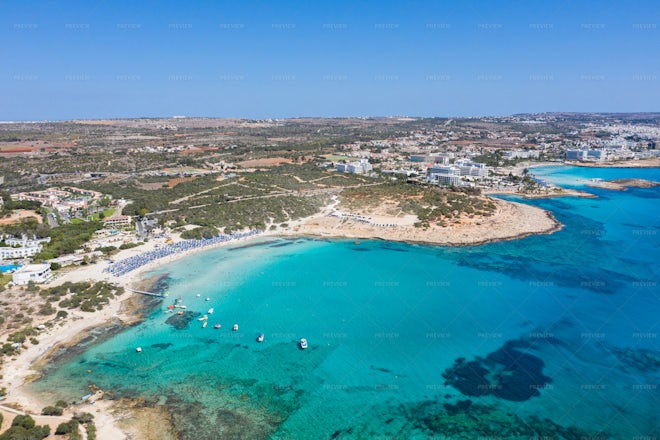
[12,263,52,285]
[0,235,50,259]
[503,150,540,159]
[428,166,461,186]
[454,159,488,178]
[4,235,51,247]
[587,150,606,161]
[565,150,588,161]
[0,246,41,259]
[103,215,133,228]
[337,159,373,174]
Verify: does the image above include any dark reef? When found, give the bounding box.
[442,340,552,401]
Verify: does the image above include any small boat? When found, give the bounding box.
[299,338,308,350]
[198,315,208,321]
[205,297,211,301]
[208,308,214,314]
[214,324,221,329]
[256,333,264,342]
[202,321,208,328]
[177,311,184,315]
[167,305,174,309]
[232,324,239,331]
[136,347,142,353]
[196,294,201,297]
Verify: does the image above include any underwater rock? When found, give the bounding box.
[165,311,200,330]
[443,340,552,402]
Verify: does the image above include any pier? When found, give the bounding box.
[126,287,167,298]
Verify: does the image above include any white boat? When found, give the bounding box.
[202,321,208,328]
[256,333,264,342]
[299,338,308,349]
[207,308,214,314]
[136,347,142,353]
[205,297,211,301]
[232,324,239,331]
[198,315,208,321]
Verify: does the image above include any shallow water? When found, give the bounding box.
[31,166,660,439]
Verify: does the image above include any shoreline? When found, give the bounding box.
[0,188,575,438]
[566,157,660,168]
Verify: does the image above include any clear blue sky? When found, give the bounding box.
[2,0,659,120]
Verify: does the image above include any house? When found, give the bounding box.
[12,263,52,285]
[103,215,132,228]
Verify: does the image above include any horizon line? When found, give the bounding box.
[2,111,660,124]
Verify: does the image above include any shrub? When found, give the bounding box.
[11,414,35,430]
[55,399,69,408]
[73,412,94,424]
[55,420,78,435]
[41,405,63,416]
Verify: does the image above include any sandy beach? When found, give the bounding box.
[0,195,564,439]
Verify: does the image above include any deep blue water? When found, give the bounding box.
[31,166,659,439]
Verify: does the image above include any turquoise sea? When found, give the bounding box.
[31,166,659,439]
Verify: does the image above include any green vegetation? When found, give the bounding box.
[180,226,219,239]
[51,281,124,313]
[0,414,50,440]
[55,400,69,408]
[341,181,496,228]
[53,413,95,440]
[7,327,38,344]
[55,420,79,437]
[36,221,103,259]
[472,150,523,167]
[119,242,141,250]
[41,405,63,416]
[0,190,42,214]
[0,217,48,239]
[88,207,116,221]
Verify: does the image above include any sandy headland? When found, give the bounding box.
[568,157,660,168]
[286,197,561,246]
[586,178,659,191]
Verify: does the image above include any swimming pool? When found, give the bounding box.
[0,264,22,273]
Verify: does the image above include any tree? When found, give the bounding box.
[41,406,63,416]
[11,415,36,430]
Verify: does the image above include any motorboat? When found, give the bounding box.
[208,308,214,314]
[256,333,265,342]
[232,324,239,331]
[299,338,308,349]
[214,324,221,329]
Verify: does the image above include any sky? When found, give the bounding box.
[1,0,659,120]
